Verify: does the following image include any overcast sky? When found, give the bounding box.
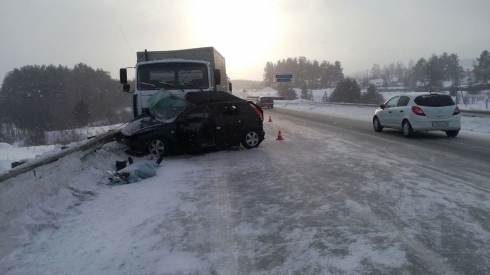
[1,0,489,82]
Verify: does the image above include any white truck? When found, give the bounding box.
[119,47,232,117]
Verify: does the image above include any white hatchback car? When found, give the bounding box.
[373,92,461,138]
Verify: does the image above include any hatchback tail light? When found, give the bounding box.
[411,106,426,116]
[250,104,264,121]
[453,106,460,115]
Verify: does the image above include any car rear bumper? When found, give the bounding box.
[411,119,461,131]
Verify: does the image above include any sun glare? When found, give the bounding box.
[189,0,282,79]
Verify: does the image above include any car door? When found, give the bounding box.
[390,96,410,129]
[214,102,244,147]
[378,96,400,127]
[177,106,209,152]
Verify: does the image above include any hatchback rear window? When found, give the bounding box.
[414,94,455,107]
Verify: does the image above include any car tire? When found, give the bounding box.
[402,120,414,138]
[271,105,274,109]
[147,138,169,158]
[373,116,383,132]
[445,130,459,137]
[241,129,261,149]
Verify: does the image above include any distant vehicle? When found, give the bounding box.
[119,47,232,118]
[373,92,461,138]
[257,96,274,108]
[121,90,265,157]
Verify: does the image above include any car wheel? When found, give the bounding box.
[241,129,261,149]
[402,120,414,138]
[446,130,459,137]
[373,116,383,132]
[271,105,274,109]
[147,138,169,158]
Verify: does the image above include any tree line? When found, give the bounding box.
[0,63,132,136]
[368,50,490,92]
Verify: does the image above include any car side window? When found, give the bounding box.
[216,103,239,118]
[184,106,207,129]
[385,96,400,108]
[397,96,410,107]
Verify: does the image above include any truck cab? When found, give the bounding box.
[119,47,231,118]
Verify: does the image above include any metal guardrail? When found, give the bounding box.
[0,129,121,183]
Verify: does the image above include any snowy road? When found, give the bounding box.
[2,109,490,274]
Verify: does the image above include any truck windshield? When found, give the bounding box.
[137,62,209,90]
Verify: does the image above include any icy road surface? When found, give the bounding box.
[1,110,490,275]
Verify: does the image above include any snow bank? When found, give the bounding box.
[0,141,128,259]
[0,144,56,172]
[0,143,14,149]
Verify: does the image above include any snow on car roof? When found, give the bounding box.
[184,91,245,105]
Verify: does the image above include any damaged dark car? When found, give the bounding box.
[121,90,265,157]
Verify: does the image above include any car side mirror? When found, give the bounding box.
[123,83,131,92]
[228,82,232,92]
[379,104,385,109]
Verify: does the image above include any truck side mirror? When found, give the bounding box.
[120,68,128,84]
[123,83,131,92]
[214,69,221,85]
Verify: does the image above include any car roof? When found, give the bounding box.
[185,91,245,105]
[396,92,450,98]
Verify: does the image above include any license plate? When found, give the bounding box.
[432,122,448,127]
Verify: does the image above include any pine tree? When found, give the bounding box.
[300,83,313,100]
[277,83,297,100]
[322,91,329,102]
[329,78,361,103]
[475,50,490,82]
[73,100,91,127]
[361,85,384,104]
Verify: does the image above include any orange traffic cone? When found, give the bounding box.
[276,130,284,140]
[268,116,273,122]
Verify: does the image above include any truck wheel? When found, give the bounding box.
[241,129,261,149]
[147,138,169,158]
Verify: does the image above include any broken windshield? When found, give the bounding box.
[137,62,209,90]
[147,89,188,122]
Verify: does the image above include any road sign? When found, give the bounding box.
[275,74,293,79]
[276,78,292,82]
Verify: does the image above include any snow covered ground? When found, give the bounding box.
[1,87,489,274]
[237,87,490,111]
[2,87,488,172]
[273,100,490,135]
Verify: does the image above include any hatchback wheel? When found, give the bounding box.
[147,138,169,158]
[373,117,383,132]
[241,129,261,149]
[446,130,459,137]
[402,120,414,138]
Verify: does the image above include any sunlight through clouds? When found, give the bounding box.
[188,0,282,78]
